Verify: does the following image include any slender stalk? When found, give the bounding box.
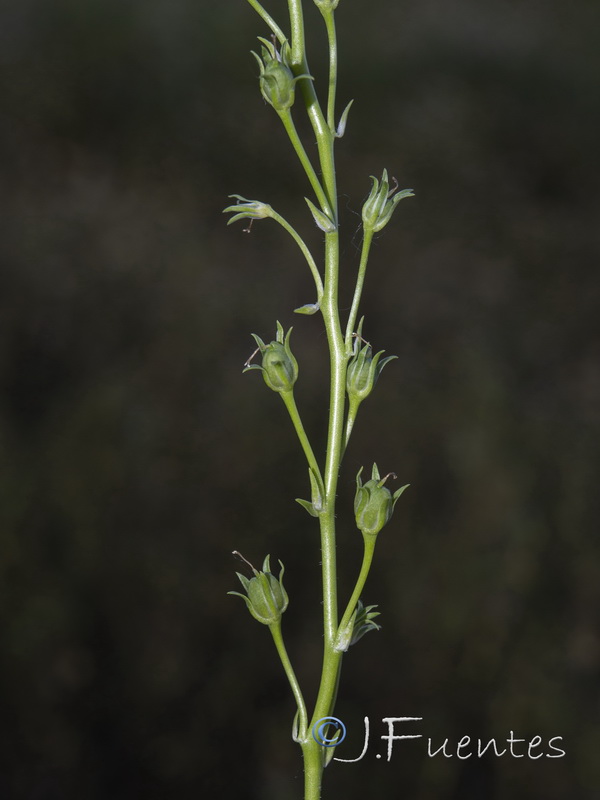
[270,621,308,739]
[296,7,348,798]
[280,391,324,490]
[323,11,338,133]
[244,0,287,44]
[338,535,376,639]
[287,0,337,216]
[319,232,346,641]
[270,210,324,300]
[344,227,374,352]
[279,109,331,215]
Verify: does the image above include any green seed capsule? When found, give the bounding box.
[244,322,298,394]
[260,59,297,111]
[354,464,409,536]
[229,554,289,626]
[251,38,312,114]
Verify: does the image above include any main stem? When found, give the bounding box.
[287,4,348,798]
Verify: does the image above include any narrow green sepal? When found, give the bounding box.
[242,364,263,375]
[251,333,267,350]
[373,188,414,232]
[351,600,381,645]
[235,572,251,592]
[305,197,337,233]
[392,484,410,509]
[223,195,273,225]
[335,99,354,138]
[335,599,382,652]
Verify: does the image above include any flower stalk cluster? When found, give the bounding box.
[225,1,414,798]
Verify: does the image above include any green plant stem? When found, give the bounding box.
[287,0,337,217]
[338,535,377,640]
[344,227,374,352]
[303,195,347,800]
[323,11,338,133]
[301,742,323,800]
[245,0,287,44]
[319,230,346,641]
[258,5,355,799]
[270,621,308,739]
[279,109,331,214]
[269,210,324,300]
[294,6,347,799]
[280,391,324,490]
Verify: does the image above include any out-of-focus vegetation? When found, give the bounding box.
[0,1,598,798]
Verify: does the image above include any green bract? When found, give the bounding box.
[354,463,409,536]
[229,554,289,626]
[362,169,414,233]
[244,322,298,394]
[251,37,312,112]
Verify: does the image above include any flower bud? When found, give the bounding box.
[354,464,409,536]
[335,600,381,652]
[244,322,298,394]
[362,169,414,233]
[223,194,273,227]
[229,553,289,626]
[251,38,312,113]
[347,322,396,404]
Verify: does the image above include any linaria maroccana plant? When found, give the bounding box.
[225,1,413,797]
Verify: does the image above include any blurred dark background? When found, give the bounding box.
[1,0,599,798]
